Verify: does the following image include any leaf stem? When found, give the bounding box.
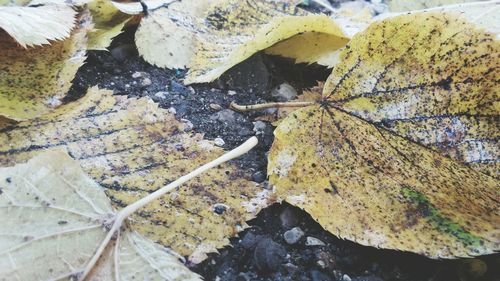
[80,136,259,280]
[230,101,315,112]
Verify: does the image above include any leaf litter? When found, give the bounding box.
[0,1,498,278]
[0,142,257,280]
[0,87,272,264]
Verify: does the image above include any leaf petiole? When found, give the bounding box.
[80,136,259,280]
[230,101,315,112]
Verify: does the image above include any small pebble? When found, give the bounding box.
[342,274,352,281]
[252,121,266,135]
[141,77,152,87]
[167,107,176,115]
[228,90,237,96]
[306,236,326,246]
[210,103,222,111]
[251,171,266,183]
[213,203,229,215]
[155,91,168,99]
[272,82,298,101]
[283,227,305,245]
[181,119,193,131]
[131,71,142,78]
[214,138,225,147]
[211,109,238,123]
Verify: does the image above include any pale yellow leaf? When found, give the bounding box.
[135,0,212,69]
[0,87,271,263]
[0,4,76,47]
[0,150,200,280]
[87,0,131,50]
[0,11,90,121]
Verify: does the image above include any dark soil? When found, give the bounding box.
[68,27,499,281]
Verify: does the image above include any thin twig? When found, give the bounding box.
[230,101,315,112]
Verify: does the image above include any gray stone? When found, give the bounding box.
[211,109,238,123]
[305,236,326,246]
[283,227,304,245]
[252,121,267,135]
[272,83,298,102]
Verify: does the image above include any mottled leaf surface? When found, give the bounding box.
[269,13,499,258]
[135,0,212,69]
[184,0,347,84]
[87,0,131,50]
[0,150,200,280]
[0,87,271,263]
[0,12,89,120]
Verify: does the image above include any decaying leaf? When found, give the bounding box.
[135,0,212,69]
[0,4,76,47]
[0,150,201,280]
[0,87,272,263]
[87,0,131,50]
[0,11,90,121]
[268,12,499,258]
[185,0,347,83]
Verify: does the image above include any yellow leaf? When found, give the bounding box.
[265,32,349,67]
[265,1,377,67]
[269,12,499,258]
[0,4,76,47]
[87,0,131,50]
[0,150,201,280]
[0,11,90,121]
[0,87,272,263]
[184,0,347,84]
[135,0,212,69]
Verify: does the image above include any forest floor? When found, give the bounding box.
[67,28,500,281]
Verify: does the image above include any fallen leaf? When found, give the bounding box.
[180,0,347,83]
[0,150,201,280]
[265,32,349,67]
[0,11,90,121]
[265,1,382,67]
[87,0,131,50]
[380,1,499,38]
[0,4,76,47]
[135,0,212,69]
[268,12,499,258]
[0,87,271,263]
